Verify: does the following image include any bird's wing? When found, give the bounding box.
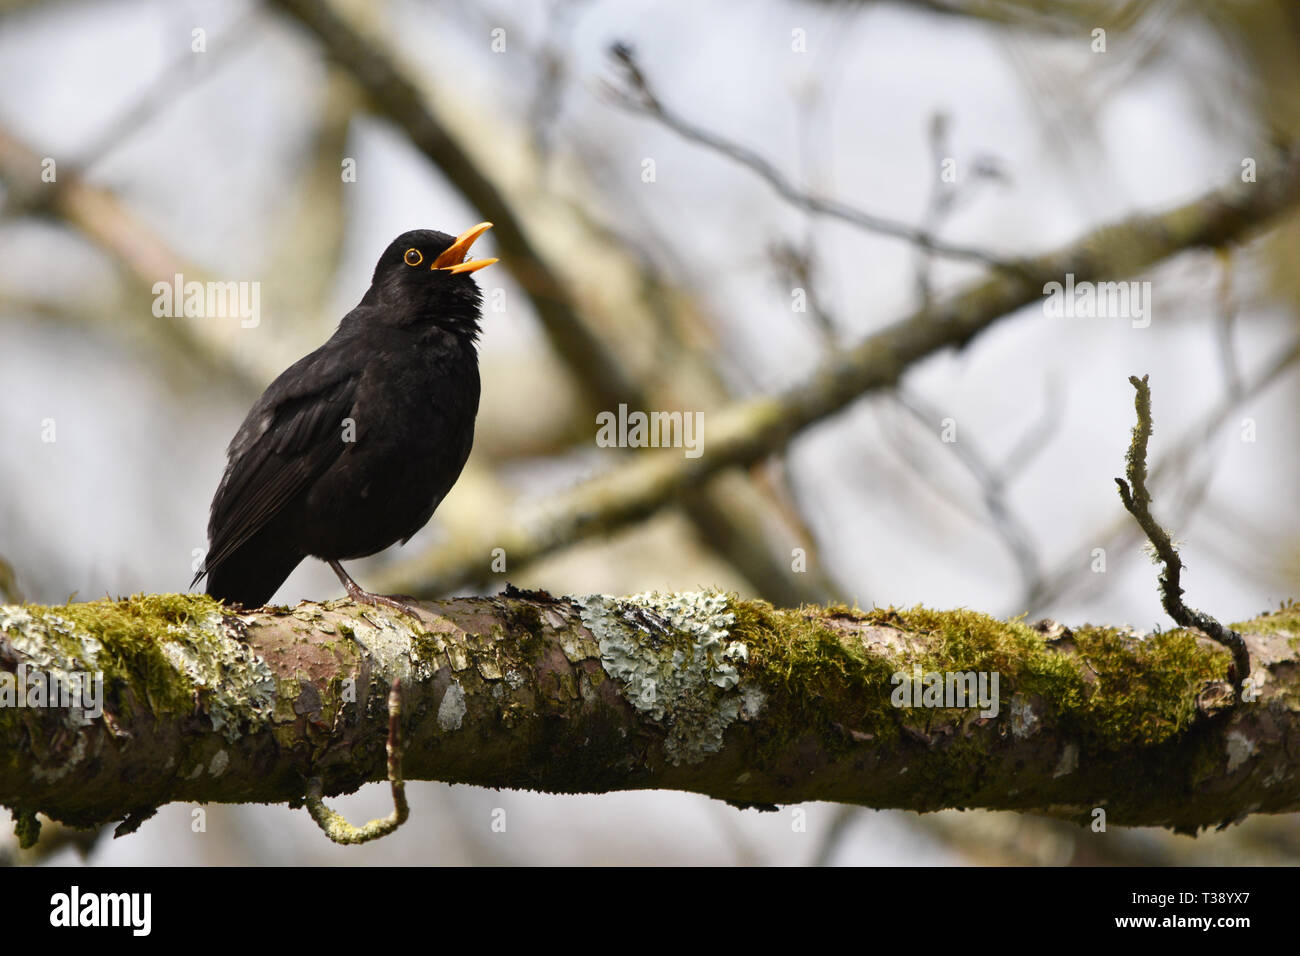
[195,347,359,584]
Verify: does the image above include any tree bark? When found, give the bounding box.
[2,590,1298,838]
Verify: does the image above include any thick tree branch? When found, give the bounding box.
[2,591,1298,840]
[379,145,1300,596]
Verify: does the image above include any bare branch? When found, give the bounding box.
[604,43,1021,273]
[1024,336,1300,616]
[304,679,409,845]
[68,10,264,177]
[1114,374,1252,695]
[378,145,1300,597]
[894,388,1045,597]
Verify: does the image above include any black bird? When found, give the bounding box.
[192,223,497,611]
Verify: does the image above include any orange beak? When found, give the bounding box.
[432,221,497,275]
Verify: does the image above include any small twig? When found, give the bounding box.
[305,679,409,845]
[68,9,264,178]
[894,388,1045,600]
[1114,374,1251,698]
[769,239,839,344]
[913,111,1010,304]
[604,43,1025,275]
[11,809,39,850]
[1214,250,1242,399]
[525,0,592,164]
[1023,337,1300,616]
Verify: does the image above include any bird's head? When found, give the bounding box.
[366,223,498,336]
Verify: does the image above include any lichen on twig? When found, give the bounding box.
[304,679,409,845]
[1114,374,1252,697]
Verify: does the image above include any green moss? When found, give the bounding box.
[408,629,446,670]
[25,593,226,716]
[1071,626,1230,746]
[885,606,1082,695]
[729,598,898,740]
[12,808,39,849]
[1232,600,1300,637]
[731,600,1233,752]
[867,606,1230,747]
[822,602,872,621]
[15,593,277,741]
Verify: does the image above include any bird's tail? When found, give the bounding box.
[196,535,305,609]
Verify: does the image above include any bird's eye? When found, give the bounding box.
[404,248,423,266]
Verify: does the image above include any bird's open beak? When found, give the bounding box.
[432,221,498,274]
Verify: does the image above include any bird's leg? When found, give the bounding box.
[328,560,425,624]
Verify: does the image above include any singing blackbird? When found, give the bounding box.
[192,223,497,611]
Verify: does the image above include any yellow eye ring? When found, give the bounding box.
[403,248,423,266]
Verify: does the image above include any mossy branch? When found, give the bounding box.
[3,590,1300,843]
[1115,374,1253,696]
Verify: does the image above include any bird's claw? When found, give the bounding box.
[346,586,425,626]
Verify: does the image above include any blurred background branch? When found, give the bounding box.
[377,147,1300,596]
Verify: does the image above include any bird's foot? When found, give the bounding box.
[351,588,426,623]
[329,560,425,625]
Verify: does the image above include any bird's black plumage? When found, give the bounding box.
[193,226,495,608]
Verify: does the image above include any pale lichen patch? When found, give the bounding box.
[0,605,104,731]
[208,749,229,778]
[159,611,276,742]
[292,604,325,624]
[579,589,751,766]
[1009,695,1039,738]
[1,606,103,669]
[31,734,87,783]
[740,685,766,722]
[438,681,466,731]
[346,612,435,683]
[1053,743,1079,778]
[446,644,471,672]
[1226,731,1257,773]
